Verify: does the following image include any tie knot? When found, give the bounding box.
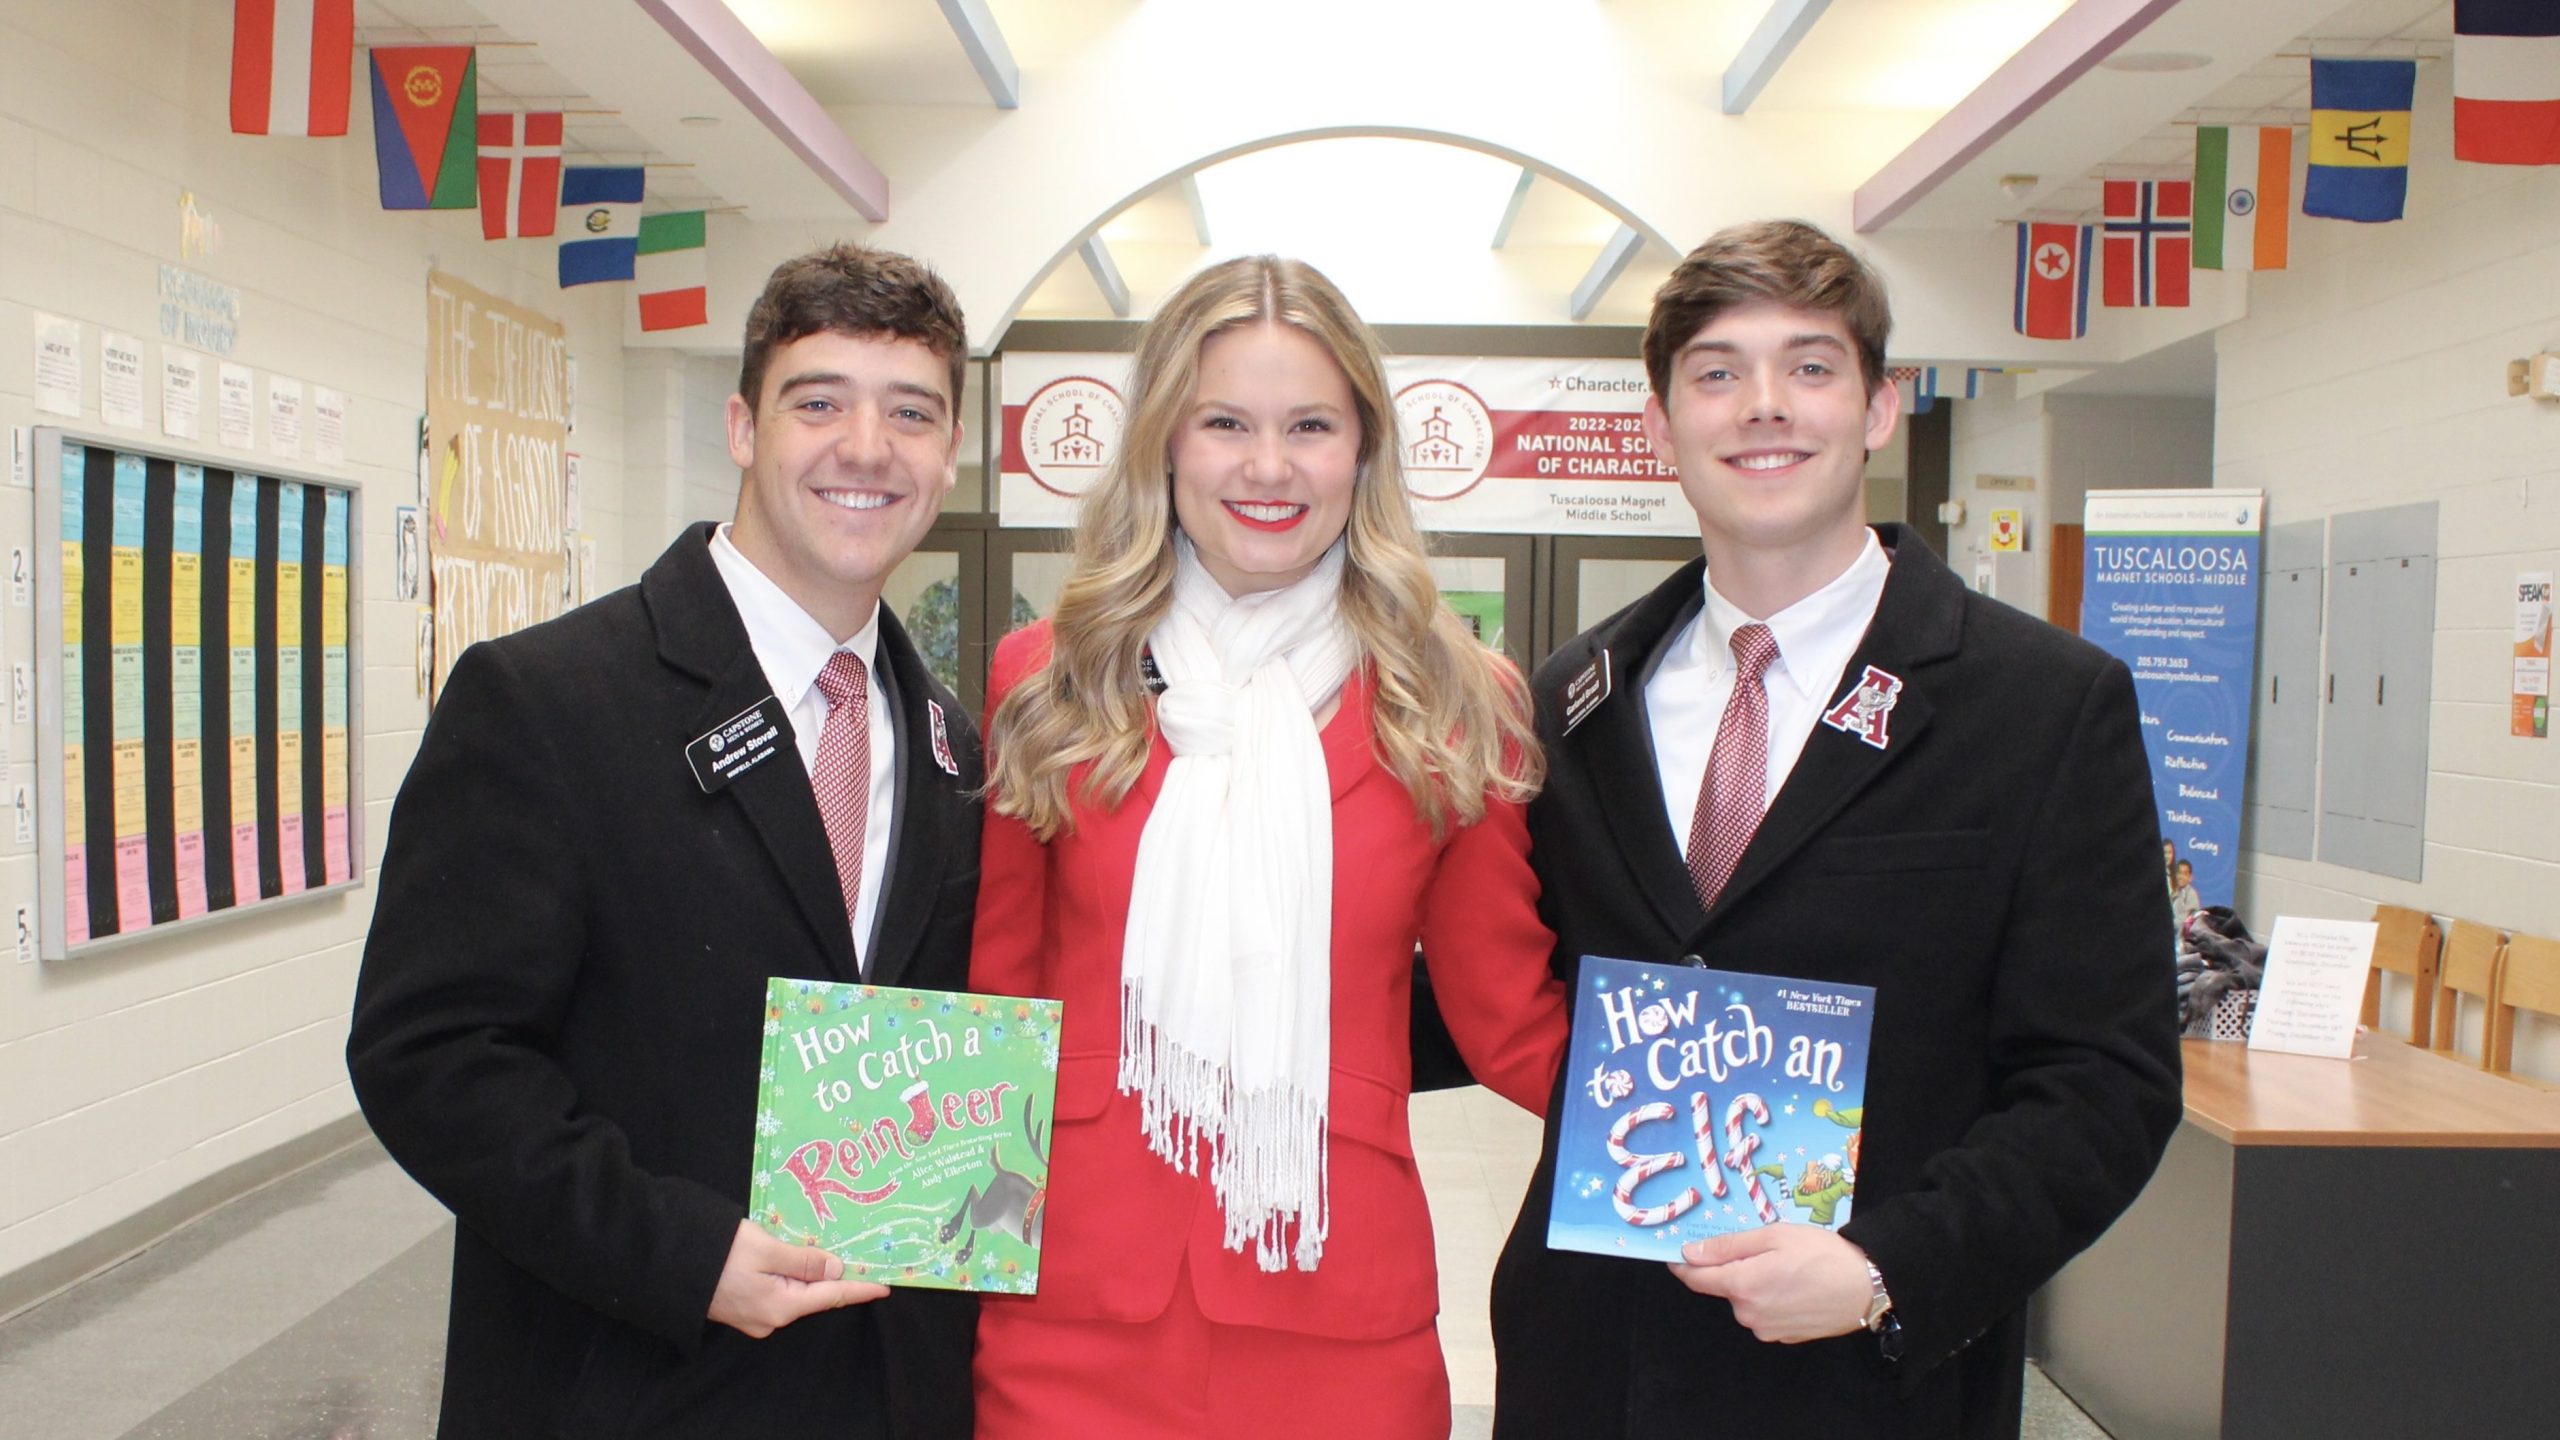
[817,651,866,709]
[1728,623,1779,683]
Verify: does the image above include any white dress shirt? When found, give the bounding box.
[1647,531,1891,857]
[708,525,896,965]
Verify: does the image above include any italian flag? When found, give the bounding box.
[635,212,709,332]
[2193,126,2291,271]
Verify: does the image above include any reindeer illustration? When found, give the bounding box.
[939,1098,1048,1265]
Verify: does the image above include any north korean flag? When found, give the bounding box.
[2102,180,2192,308]
[2014,222,2092,339]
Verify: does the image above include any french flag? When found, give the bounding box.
[230,0,354,137]
[2455,0,2560,166]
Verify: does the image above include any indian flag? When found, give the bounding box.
[2193,125,2291,271]
[634,212,709,331]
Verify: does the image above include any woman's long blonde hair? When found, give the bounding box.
[985,255,1541,841]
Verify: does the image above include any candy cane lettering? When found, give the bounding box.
[1689,1090,1728,1198]
[1723,1093,1779,1224]
[1606,1101,1700,1226]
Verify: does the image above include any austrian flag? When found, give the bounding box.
[2455,0,2560,165]
[230,0,354,136]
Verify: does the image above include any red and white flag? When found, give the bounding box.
[2013,222,2091,340]
[230,0,354,136]
[477,112,564,239]
[2100,180,2192,308]
[2455,0,2560,165]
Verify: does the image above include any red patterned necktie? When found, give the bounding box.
[812,651,870,960]
[1686,623,1779,911]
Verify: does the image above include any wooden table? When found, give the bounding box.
[2030,1035,2560,1440]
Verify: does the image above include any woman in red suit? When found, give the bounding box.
[971,255,1569,1439]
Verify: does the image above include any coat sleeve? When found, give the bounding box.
[1417,791,1571,1115]
[970,625,1054,1001]
[346,641,742,1354]
[1840,656,2183,1380]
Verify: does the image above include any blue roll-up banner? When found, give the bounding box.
[2079,490,2265,914]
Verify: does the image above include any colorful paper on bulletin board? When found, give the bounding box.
[2078,490,2264,910]
[2515,571,2552,739]
[424,271,567,701]
[998,352,1691,536]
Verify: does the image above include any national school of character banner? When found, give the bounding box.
[997,352,1691,536]
[2078,490,2265,910]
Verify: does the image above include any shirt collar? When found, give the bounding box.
[708,523,882,707]
[1698,528,1890,702]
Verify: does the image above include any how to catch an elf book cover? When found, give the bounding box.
[748,977,1062,1294]
[1547,956,1874,1263]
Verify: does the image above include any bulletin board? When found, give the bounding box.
[34,428,364,961]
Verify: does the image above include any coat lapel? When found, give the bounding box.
[645,524,860,982]
[1700,526,1965,928]
[1551,557,1716,942]
[860,606,973,989]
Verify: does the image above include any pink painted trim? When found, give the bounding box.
[1853,0,2184,233]
[636,0,892,220]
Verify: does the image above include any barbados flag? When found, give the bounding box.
[2304,58,2415,222]
[369,46,477,210]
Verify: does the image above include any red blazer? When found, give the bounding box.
[972,623,1568,1340]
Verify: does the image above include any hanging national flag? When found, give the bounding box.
[2013,222,2092,340]
[1886,366,1937,415]
[2454,1,2560,166]
[2194,126,2293,271]
[558,167,646,286]
[1962,367,2004,400]
[2305,58,2415,221]
[635,212,710,331]
[232,1,354,135]
[369,46,478,210]
[477,113,563,239]
[2101,180,2192,308]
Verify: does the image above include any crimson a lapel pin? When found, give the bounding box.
[1820,665,1904,751]
[927,699,961,777]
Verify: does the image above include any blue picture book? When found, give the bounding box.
[1546,956,1875,1263]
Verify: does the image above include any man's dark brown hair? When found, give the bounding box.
[737,243,969,415]
[1642,219,1892,400]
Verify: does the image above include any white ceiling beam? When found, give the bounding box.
[1178,174,1212,246]
[1720,0,1834,115]
[1079,235,1131,318]
[934,0,1021,109]
[1490,167,1536,248]
[633,0,890,219]
[1568,225,1643,322]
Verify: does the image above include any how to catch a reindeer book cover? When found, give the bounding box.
[1546,957,1874,1263]
[748,978,1061,1294]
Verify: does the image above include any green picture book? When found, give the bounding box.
[747,977,1061,1294]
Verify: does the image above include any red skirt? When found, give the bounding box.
[974,1262,1451,1440]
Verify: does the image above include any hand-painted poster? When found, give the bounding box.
[2079,490,2264,912]
[424,271,569,700]
[999,352,1691,536]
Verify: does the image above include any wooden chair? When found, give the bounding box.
[2488,933,2560,1090]
[2428,920,2508,1066]
[2362,904,2441,1044]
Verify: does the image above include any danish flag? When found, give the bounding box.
[477,112,564,240]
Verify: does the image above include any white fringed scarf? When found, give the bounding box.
[1119,534,1356,1272]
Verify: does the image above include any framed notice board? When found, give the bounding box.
[33,429,365,961]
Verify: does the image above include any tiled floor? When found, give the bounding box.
[0,1092,2113,1438]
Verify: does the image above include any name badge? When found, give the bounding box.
[1561,650,1613,736]
[687,695,794,793]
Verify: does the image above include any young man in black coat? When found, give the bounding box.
[349,245,982,1439]
[1490,220,2182,1439]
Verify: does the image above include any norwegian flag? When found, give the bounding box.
[477,112,564,239]
[230,0,354,136]
[2101,180,2193,308]
[2013,223,2092,339]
